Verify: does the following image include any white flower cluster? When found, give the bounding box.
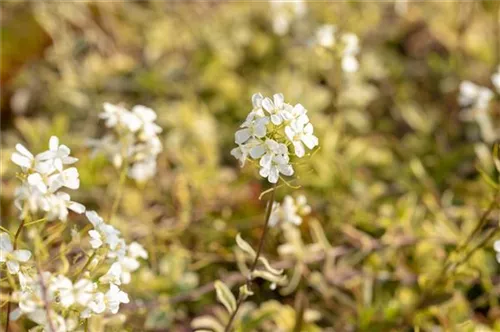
[269,195,311,227]
[316,24,360,73]
[458,75,499,143]
[458,81,493,112]
[11,136,85,222]
[91,103,162,182]
[10,271,131,331]
[5,137,149,331]
[231,93,318,183]
[86,211,148,286]
[270,0,307,36]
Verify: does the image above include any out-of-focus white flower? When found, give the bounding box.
[132,105,163,138]
[492,66,500,93]
[458,81,496,142]
[44,192,85,222]
[93,103,163,182]
[128,158,157,182]
[128,242,148,260]
[341,33,360,73]
[316,24,336,48]
[0,233,31,274]
[86,211,121,251]
[269,195,311,227]
[270,0,306,36]
[459,81,493,111]
[494,240,500,263]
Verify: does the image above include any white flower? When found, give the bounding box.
[295,195,311,215]
[27,173,48,194]
[11,144,53,174]
[100,103,128,128]
[316,24,336,48]
[105,284,129,314]
[128,242,148,259]
[100,262,123,285]
[85,211,121,251]
[285,119,319,157]
[128,158,157,182]
[11,144,35,170]
[235,117,269,144]
[37,136,78,172]
[492,67,500,93]
[270,0,306,36]
[86,292,106,315]
[341,33,360,73]
[95,103,163,182]
[268,195,311,227]
[262,93,292,125]
[269,202,281,227]
[132,105,162,138]
[48,167,80,192]
[259,140,293,183]
[0,232,31,274]
[44,192,85,222]
[459,81,493,111]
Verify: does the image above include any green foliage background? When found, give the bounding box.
[1,1,500,331]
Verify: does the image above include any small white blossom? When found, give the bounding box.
[86,211,121,251]
[341,33,360,73]
[316,24,336,48]
[36,136,78,172]
[270,0,306,36]
[93,103,163,182]
[492,66,500,93]
[105,284,129,314]
[269,195,311,227]
[459,81,493,111]
[285,118,319,158]
[0,233,32,274]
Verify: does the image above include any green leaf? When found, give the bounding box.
[214,280,237,314]
[258,256,283,276]
[251,270,287,285]
[235,233,256,259]
[191,315,225,332]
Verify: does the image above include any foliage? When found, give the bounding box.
[1,1,500,331]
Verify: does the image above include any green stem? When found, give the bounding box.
[224,181,278,332]
[75,252,97,279]
[5,213,28,331]
[108,165,127,224]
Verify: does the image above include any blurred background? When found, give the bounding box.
[1,1,500,331]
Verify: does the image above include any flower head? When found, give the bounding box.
[0,233,32,274]
[231,93,318,183]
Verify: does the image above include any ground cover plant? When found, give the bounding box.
[1,1,500,331]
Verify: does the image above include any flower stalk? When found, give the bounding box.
[224,181,278,332]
